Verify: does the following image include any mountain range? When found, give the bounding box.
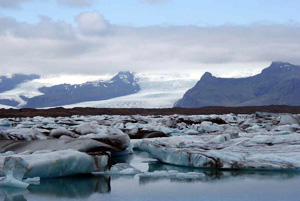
[0,62,299,109]
[175,62,300,108]
[0,71,141,108]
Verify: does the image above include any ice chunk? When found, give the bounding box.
[125,123,139,135]
[23,177,40,185]
[0,139,116,153]
[279,114,300,125]
[79,132,130,151]
[0,157,32,189]
[139,170,205,180]
[50,127,77,138]
[1,128,47,141]
[184,129,199,135]
[0,150,110,178]
[200,121,223,133]
[75,121,101,135]
[96,163,141,175]
[135,132,300,169]
[210,134,232,143]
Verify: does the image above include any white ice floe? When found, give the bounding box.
[0,139,115,153]
[139,170,205,180]
[279,114,300,126]
[0,157,40,189]
[0,149,109,179]
[0,157,31,188]
[50,127,77,138]
[1,128,47,141]
[135,133,300,169]
[1,113,300,170]
[95,163,142,175]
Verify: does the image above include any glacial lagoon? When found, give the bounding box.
[2,151,300,201]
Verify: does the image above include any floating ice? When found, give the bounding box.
[139,170,205,180]
[0,139,116,153]
[1,113,300,170]
[0,150,109,179]
[279,114,299,126]
[50,127,77,138]
[0,157,30,188]
[95,163,142,175]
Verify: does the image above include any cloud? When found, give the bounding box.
[0,11,299,76]
[0,0,32,9]
[0,15,74,39]
[56,0,95,7]
[75,11,109,35]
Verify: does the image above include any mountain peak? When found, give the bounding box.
[201,72,213,80]
[269,61,292,68]
[117,71,133,75]
[175,62,300,108]
[110,71,137,85]
[262,61,300,75]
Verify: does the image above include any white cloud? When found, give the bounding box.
[0,12,299,77]
[75,11,109,35]
[0,0,32,8]
[56,0,95,7]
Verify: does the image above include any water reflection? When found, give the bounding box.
[0,175,110,201]
[1,151,300,201]
[139,161,300,185]
[0,188,28,201]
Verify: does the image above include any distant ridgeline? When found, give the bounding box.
[175,62,300,108]
[0,71,140,108]
[0,62,299,109]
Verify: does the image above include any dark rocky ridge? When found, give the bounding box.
[175,62,300,108]
[0,105,300,118]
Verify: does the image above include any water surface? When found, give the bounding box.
[1,151,300,201]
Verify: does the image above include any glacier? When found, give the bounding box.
[0,73,198,108]
[64,73,198,108]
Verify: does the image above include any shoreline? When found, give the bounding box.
[0,105,300,118]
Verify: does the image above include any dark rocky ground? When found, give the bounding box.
[0,105,300,118]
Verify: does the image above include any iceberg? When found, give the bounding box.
[95,163,142,175]
[139,170,205,180]
[0,139,117,154]
[1,113,300,171]
[135,133,300,169]
[0,149,109,179]
[0,157,31,189]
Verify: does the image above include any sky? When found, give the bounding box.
[0,0,300,77]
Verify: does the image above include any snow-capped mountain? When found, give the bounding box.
[64,74,198,108]
[24,71,140,108]
[0,72,198,109]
